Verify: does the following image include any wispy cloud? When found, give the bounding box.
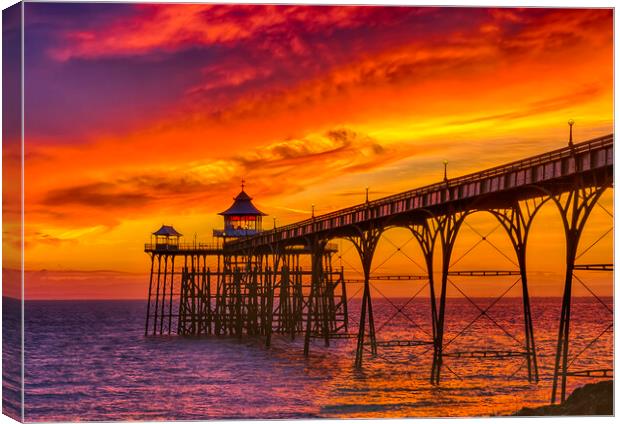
[49,5,418,61]
[444,84,603,127]
[34,127,405,225]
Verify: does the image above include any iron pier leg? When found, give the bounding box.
[549,182,609,404]
[235,267,243,338]
[304,241,325,356]
[352,228,381,368]
[265,264,275,347]
[152,255,163,335]
[168,256,175,335]
[518,251,538,383]
[492,203,544,383]
[432,249,449,384]
[144,254,155,336]
[321,255,330,347]
[190,256,197,334]
[355,282,369,368]
[159,255,169,335]
[303,271,316,356]
[551,233,577,404]
[177,266,185,335]
[410,221,439,382]
[366,276,377,356]
[214,256,224,335]
[206,266,212,335]
[341,268,349,333]
[431,212,465,385]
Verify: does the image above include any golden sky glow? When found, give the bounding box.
[6,5,613,299]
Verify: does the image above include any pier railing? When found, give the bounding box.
[144,242,223,253]
[144,241,339,254]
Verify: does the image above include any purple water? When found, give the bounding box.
[7,296,613,421]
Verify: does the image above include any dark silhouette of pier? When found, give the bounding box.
[144,131,613,404]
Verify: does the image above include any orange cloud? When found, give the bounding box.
[29,127,420,229]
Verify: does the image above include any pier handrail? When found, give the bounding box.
[144,242,223,252]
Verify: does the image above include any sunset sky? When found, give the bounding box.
[5,4,613,299]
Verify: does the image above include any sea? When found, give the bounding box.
[3,296,613,421]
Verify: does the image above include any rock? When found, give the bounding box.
[514,380,613,416]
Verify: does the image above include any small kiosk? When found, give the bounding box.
[151,225,182,250]
[214,182,267,239]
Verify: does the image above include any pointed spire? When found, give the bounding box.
[219,180,267,216]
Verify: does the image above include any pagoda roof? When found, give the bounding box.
[219,190,267,216]
[153,225,182,237]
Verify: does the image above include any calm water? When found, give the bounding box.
[4,296,613,421]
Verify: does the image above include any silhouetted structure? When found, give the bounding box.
[145,183,348,345]
[144,132,613,405]
[151,225,182,249]
[213,181,267,238]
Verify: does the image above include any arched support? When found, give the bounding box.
[550,183,610,404]
[409,220,440,346]
[488,198,548,383]
[431,211,468,385]
[348,226,382,368]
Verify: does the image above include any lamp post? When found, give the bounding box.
[311,204,315,219]
[443,160,449,182]
[273,217,276,230]
[568,119,575,147]
[365,187,369,203]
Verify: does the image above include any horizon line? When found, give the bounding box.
[4,295,613,302]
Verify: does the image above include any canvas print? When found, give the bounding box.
[2,2,614,421]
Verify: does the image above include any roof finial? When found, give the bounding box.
[241,178,245,191]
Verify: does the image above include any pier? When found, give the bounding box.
[144,132,613,404]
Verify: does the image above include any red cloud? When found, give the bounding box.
[164,7,613,130]
[50,4,417,61]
